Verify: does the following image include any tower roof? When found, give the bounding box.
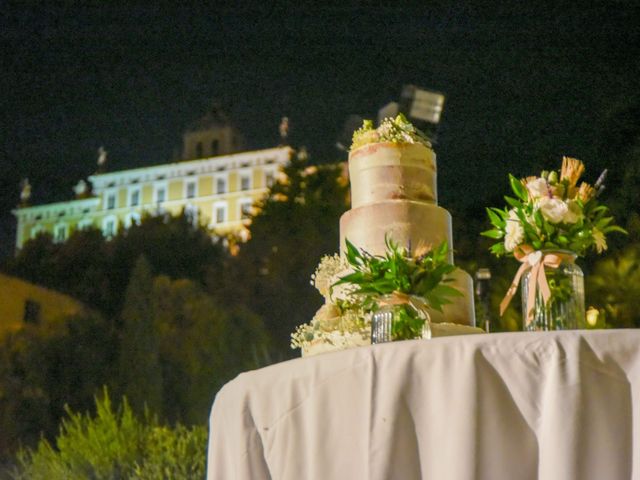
[185,104,232,132]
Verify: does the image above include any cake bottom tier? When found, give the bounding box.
[430,268,476,327]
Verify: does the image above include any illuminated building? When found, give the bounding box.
[12,107,292,250]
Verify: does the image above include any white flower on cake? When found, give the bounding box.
[351,114,432,151]
[290,301,370,354]
[292,254,369,355]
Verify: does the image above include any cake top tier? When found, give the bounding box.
[350,114,432,151]
[348,141,437,208]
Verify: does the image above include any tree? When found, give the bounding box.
[153,276,269,424]
[0,309,116,462]
[226,152,350,355]
[595,96,640,249]
[109,212,225,301]
[3,212,226,318]
[2,232,61,288]
[117,256,163,416]
[586,244,640,328]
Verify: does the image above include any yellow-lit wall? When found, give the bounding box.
[169,180,182,201]
[0,273,86,338]
[142,185,153,204]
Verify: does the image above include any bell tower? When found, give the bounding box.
[181,104,245,160]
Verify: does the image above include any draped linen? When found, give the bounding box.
[207,330,640,480]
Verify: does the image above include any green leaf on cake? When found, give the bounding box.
[333,236,461,317]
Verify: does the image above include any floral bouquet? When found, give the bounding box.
[291,238,462,352]
[482,157,622,257]
[482,156,625,329]
[333,237,461,340]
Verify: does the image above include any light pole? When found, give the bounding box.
[475,268,492,332]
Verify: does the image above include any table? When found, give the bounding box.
[207,330,640,479]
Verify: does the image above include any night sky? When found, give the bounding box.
[1,3,639,258]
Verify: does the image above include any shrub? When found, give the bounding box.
[12,388,206,480]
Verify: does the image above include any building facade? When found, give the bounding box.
[0,272,87,338]
[12,108,292,250]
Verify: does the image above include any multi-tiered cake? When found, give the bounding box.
[292,116,478,356]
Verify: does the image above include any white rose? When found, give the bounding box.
[562,200,582,224]
[526,178,549,199]
[504,209,525,252]
[538,197,568,224]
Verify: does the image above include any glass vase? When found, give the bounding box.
[520,250,585,331]
[371,294,431,344]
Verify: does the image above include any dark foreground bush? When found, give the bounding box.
[11,389,206,480]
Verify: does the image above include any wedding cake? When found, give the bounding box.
[292,116,479,356]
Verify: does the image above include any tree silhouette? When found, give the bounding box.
[117,255,163,416]
[226,153,350,354]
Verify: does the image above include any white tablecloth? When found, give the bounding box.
[207,330,640,480]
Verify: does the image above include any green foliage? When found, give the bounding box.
[0,310,117,462]
[153,275,269,424]
[132,423,207,480]
[334,237,461,340]
[3,212,225,317]
[336,237,460,312]
[12,389,206,480]
[390,304,427,341]
[227,152,350,354]
[586,244,640,328]
[0,211,269,462]
[117,256,163,417]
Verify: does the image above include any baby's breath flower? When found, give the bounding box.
[311,254,347,298]
[350,114,432,151]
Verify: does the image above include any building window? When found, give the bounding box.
[211,139,219,156]
[240,201,252,220]
[106,193,116,210]
[216,177,227,194]
[195,142,203,158]
[30,225,44,239]
[130,189,140,207]
[23,299,41,325]
[78,219,93,230]
[214,203,227,224]
[240,174,251,191]
[124,212,141,229]
[265,170,275,188]
[185,204,199,226]
[54,224,67,243]
[155,186,166,203]
[103,217,117,238]
[186,181,197,199]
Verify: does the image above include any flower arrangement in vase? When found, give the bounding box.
[333,237,461,342]
[482,157,625,330]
